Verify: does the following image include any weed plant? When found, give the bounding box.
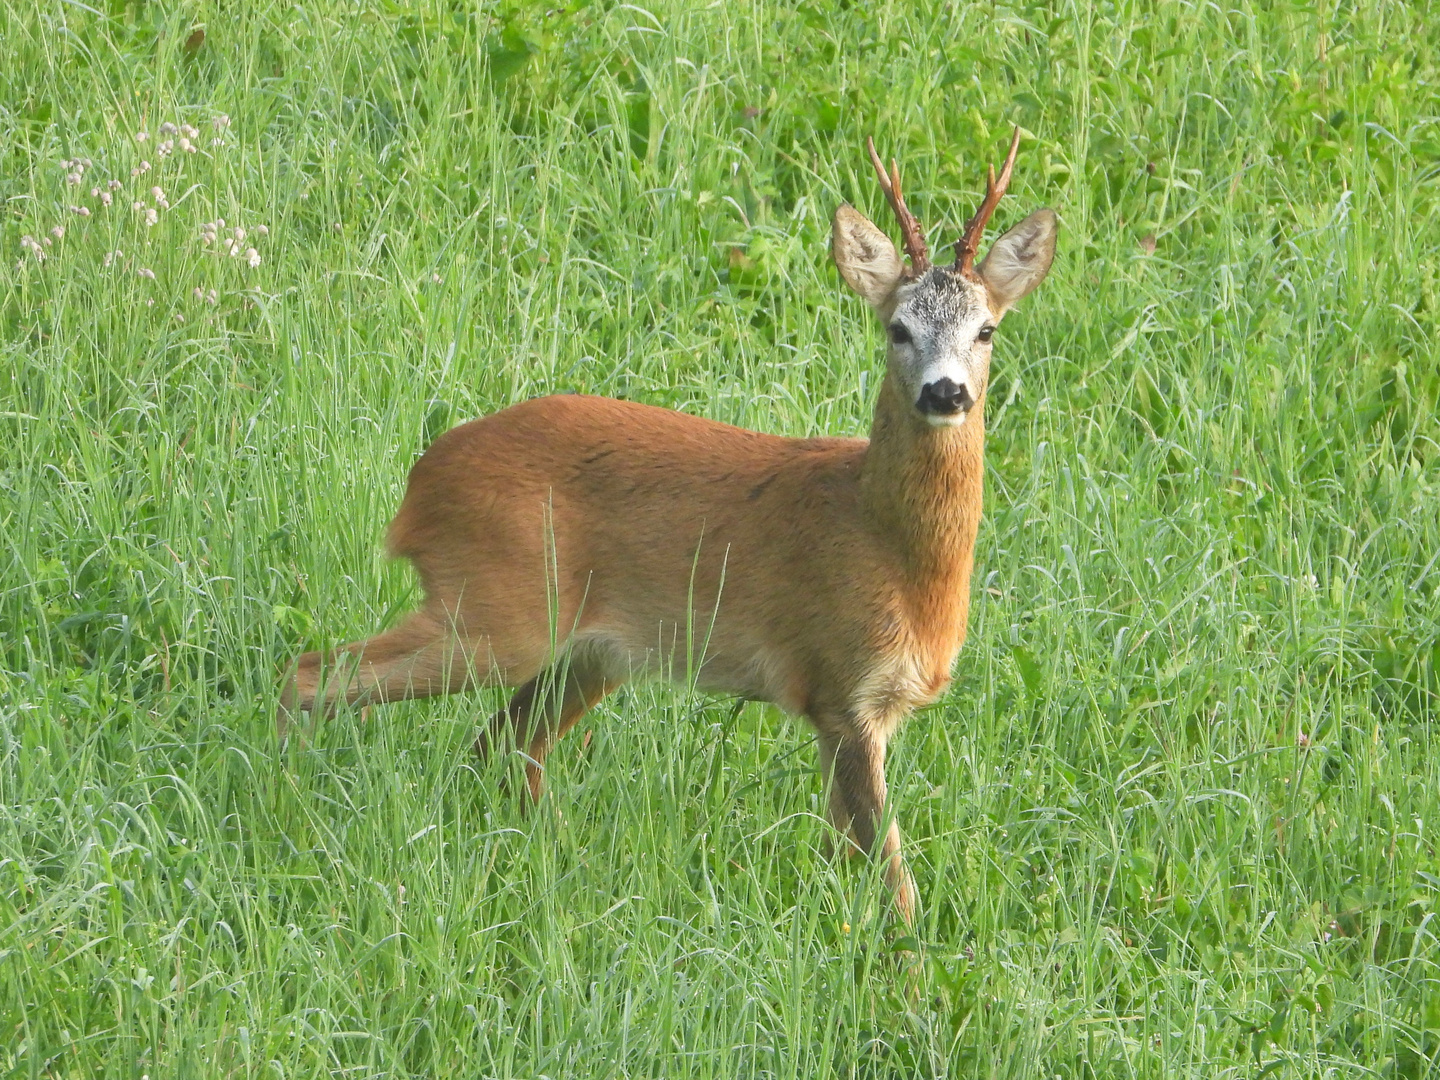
[2,1,1438,1076]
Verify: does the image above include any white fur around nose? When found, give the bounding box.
[917,363,974,427]
[918,361,973,394]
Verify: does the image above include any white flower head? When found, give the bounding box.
[99,192,113,207]
[255,224,269,237]
[51,226,64,240]
[213,114,231,130]
[137,267,156,280]
[245,248,260,268]
[160,122,177,135]
[108,179,123,191]
[136,131,149,143]
[71,205,91,217]
[179,137,195,154]
[144,208,158,227]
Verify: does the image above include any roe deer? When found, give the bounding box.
[279,129,1057,925]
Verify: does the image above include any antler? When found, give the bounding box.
[866,137,930,275]
[954,126,1022,277]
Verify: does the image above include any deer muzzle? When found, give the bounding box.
[917,377,974,418]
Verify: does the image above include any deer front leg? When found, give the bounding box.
[816,727,919,927]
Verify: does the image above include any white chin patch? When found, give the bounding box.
[924,411,969,428]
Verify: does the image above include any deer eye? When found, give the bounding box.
[888,322,912,346]
[977,325,995,343]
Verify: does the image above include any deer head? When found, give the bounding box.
[833,129,1057,426]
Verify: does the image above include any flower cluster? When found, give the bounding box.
[153,119,200,158]
[137,115,231,152]
[19,231,57,262]
[63,157,92,186]
[14,112,273,311]
[199,219,268,268]
[88,178,122,209]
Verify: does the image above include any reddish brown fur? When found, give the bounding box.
[280,378,982,924]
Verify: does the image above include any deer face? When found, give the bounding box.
[833,205,1057,426]
[885,266,996,425]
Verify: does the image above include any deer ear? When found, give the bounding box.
[978,208,1057,312]
[833,205,905,306]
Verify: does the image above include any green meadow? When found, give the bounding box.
[3,1,1438,1075]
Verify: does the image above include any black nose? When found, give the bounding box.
[917,378,973,416]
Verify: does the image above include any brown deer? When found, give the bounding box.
[280,130,1057,924]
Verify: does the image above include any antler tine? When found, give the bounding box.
[954,125,1022,277]
[866,136,930,275]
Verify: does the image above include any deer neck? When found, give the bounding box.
[859,373,985,616]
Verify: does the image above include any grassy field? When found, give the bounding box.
[3,0,1439,1076]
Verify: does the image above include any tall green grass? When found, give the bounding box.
[2,1,1437,1076]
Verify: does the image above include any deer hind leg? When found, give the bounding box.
[278,609,482,737]
[817,733,854,841]
[476,653,621,803]
[817,727,919,927]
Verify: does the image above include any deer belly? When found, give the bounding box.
[569,629,800,710]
